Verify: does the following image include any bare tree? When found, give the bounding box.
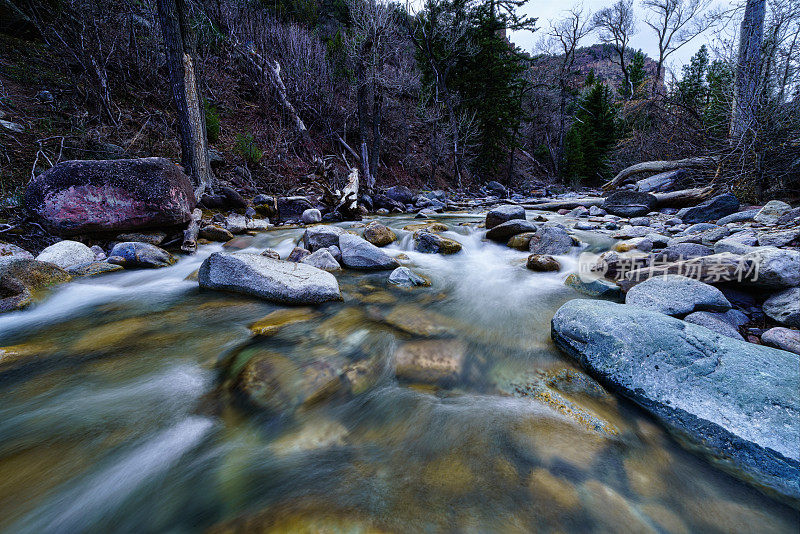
[642,0,715,95]
[730,0,767,144]
[157,0,214,196]
[541,6,593,175]
[594,0,637,97]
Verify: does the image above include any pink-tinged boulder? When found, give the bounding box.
[24,158,196,235]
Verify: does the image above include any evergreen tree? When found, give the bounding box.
[625,50,646,98]
[705,59,733,139]
[563,81,619,183]
[676,45,709,110]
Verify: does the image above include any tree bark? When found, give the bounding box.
[157,0,214,198]
[731,0,766,143]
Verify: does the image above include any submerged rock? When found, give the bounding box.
[66,261,124,277]
[107,242,176,268]
[625,274,731,316]
[388,266,430,288]
[249,308,320,336]
[35,240,95,269]
[339,234,398,270]
[413,231,462,254]
[198,252,342,304]
[0,257,71,312]
[551,299,800,504]
[394,338,466,384]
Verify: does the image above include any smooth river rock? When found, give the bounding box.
[762,288,800,327]
[198,252,342,304]
[551,299,800,504]
[339,234,399,270]
[625,274,731,316]
[0,257,71,312]
[35,240,95,269]
[107,242,176,268]
[677,193,739,224]
[486,205,525,229]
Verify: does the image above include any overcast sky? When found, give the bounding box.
[510,0,740,80]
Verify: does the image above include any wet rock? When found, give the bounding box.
[403,221,448,233]
[551,299,800,504]
[260,248,280,260]
[339,234,399,270]
[35,240,94,269]
[626,274,731,316]
[507,232,535,250]
[24,157,196,235]
[286,247,311,262]
[753,200,792,225]
[66,261,124,277]
[384,304,460,337]
[486,219,538,242]
[527,254,560,272]
[249,308,320,336]
[602,191,658,217]
[0,257,71,312]
[590,250,651,280]
[269,416,348,457]
[246,218,271,232]
[223,235,254,250]
[741,247,800,289]
[589,205,607,216]
[107,242,176,268]
[198,252,342,304]
[90,245,106,261]
[0,242,34,259]
[485,180,507,196]
[564,273,621,300]
[717,208,759,225]
[384,185,415,204]
[200,225,234,242]
[581,480,658,534]
[413,231,462,254]
[677,193,739,224]
[223,213,248,234]
[276,196,315,223]
[529,225,573,255]
[115,231,167,245]
[761,327,800,355]
[574,221,598,231]
[387,266,430,288]
[684,311,744,340]
[303,225,345,252]
[527,468,581,516]
[362,221,396,247]
[394,339,466,384]
[762,288,800,326]
[300,249,341,271]
[301,208,322,224]
[613,237,652,253]
[486,205,525,229]
[629,216,650,226]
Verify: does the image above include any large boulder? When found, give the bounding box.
[625,274,731,316]
[107,242,176,268]
[0,257,71,312]
[485,219,538,242]
[363,221,396,247]
[384,185,415,204]
[301,208,322,224]
[35,240,94,269]
[551,299,800,504]
[602,191,658,217]
[529,225,573,255]
[741,247,800,289]
[303,225,346,251]
[763,288,800,327]
[677,193,740,224]
[276,196,315,222]
[753,200,792,225]
[388,267,430,288]
[338,234,399,270]
[24,158,196,235]
[198,252,341,304]
[485,205,525,229]
[0,242,34,259]
[300,249,341,271]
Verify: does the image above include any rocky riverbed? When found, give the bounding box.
[1,167,799,532]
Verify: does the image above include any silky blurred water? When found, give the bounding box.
[0,212,797,533]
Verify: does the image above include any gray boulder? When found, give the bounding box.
[339,233,399,270]
[384,185,415,204]
[753,200,792,225]
[276,196,315,223]
[485,219,538,242]
[388,267,430,288]
[625,274,731,316]
[564,273,622,300]
[0,242,34,259]
[301,208,322,224]
[35,240,95,269]
[602,191,658,217]
[657,243,713,262]
[742,247,800,289]
[763,288,800,327]
[684,311,744,340]
[286,247,311,262]
[717,209,759,225]
[107,242,175,268]
[758,228,800,248]
[198,252,341,304]
[300,249,341,271]
[677,193,739,224]
[485,205,525,229]
[551,299,800,504]
[714,233,758,254]
[0,257,71,312]
[303,225,345,252]
[761,327,800,355]
[529,225,573,255]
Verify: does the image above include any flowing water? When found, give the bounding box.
[0,213,797,533]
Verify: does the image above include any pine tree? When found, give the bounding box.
[625,50,646,98]
[563,81,619,183]
[705,59,733,139]
[676,45,709,110]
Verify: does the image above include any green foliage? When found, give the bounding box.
[261,0,319,25]
[204,100,220,144]
[563,81,619,183]
[677,45,709,109]
[235,133,263,164]
[584,69,596,88]
[625,50,646,98]
[704,60,733,138]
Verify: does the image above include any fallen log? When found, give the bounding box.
[520,198,605,210]
[602,157,718,191]
[181,208,202,253]
[652,186,716,207]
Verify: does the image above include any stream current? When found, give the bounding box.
[0,212,798,533]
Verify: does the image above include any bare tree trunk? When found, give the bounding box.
[602,156,717,190]
[731,0,766,143]
[368,88,383,192]
[356,62,373,190]
[157,0,214,198]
